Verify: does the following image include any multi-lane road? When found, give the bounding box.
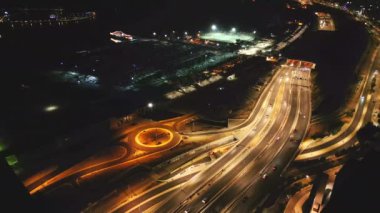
[34,6,377,212]
[297,31,380,161]
[112,63,312,212]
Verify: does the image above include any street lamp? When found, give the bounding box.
[211,24,217,31]
[153,32,157,36]
[147,102,154,109]
[45,105,59,112]
[184,31,188,36]
[231,27,237,33]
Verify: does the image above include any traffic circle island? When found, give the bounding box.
[128,123,182,152]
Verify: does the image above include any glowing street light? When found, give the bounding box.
[153,32,157,36]
[147,102,154,109]
[211,24,217,31]
[231,27,237,33]
[184,31,188,35]
[45,105,59,112]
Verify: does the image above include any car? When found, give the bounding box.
[262,173,268,180]
[202,197,208,204]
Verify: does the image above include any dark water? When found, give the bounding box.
[283,4,369,115]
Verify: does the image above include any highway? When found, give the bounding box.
[25,13,311,198]
[284,165,342,213]
[112,63,312,212]
[85,65,293,212]
[27,67,282,195]
[297,38,380,161]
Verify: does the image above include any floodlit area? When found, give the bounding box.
[315,12,336,31]
[200,32,255,44]
[238,40,274,55]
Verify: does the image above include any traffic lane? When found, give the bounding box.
[189,66,291,136]
[302,47,380,153]
[137,68,302,213]
[204,83,300,212]
[224,89,303,212]
[302,91,368,153]
[230,82,310,212]
[154,69,291,211]
[299,91,373,158]
[174,71,296,211]
[29,145,131,194]
[225,73,309,211]
[183,69,298,212]
[168,101,284,211]
[194,68,299,211]
[114,175,194,213]
[120,66,290,211]
[303,96,376,160]
[185,100,293,213]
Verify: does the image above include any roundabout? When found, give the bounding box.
[128,123,182,152]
